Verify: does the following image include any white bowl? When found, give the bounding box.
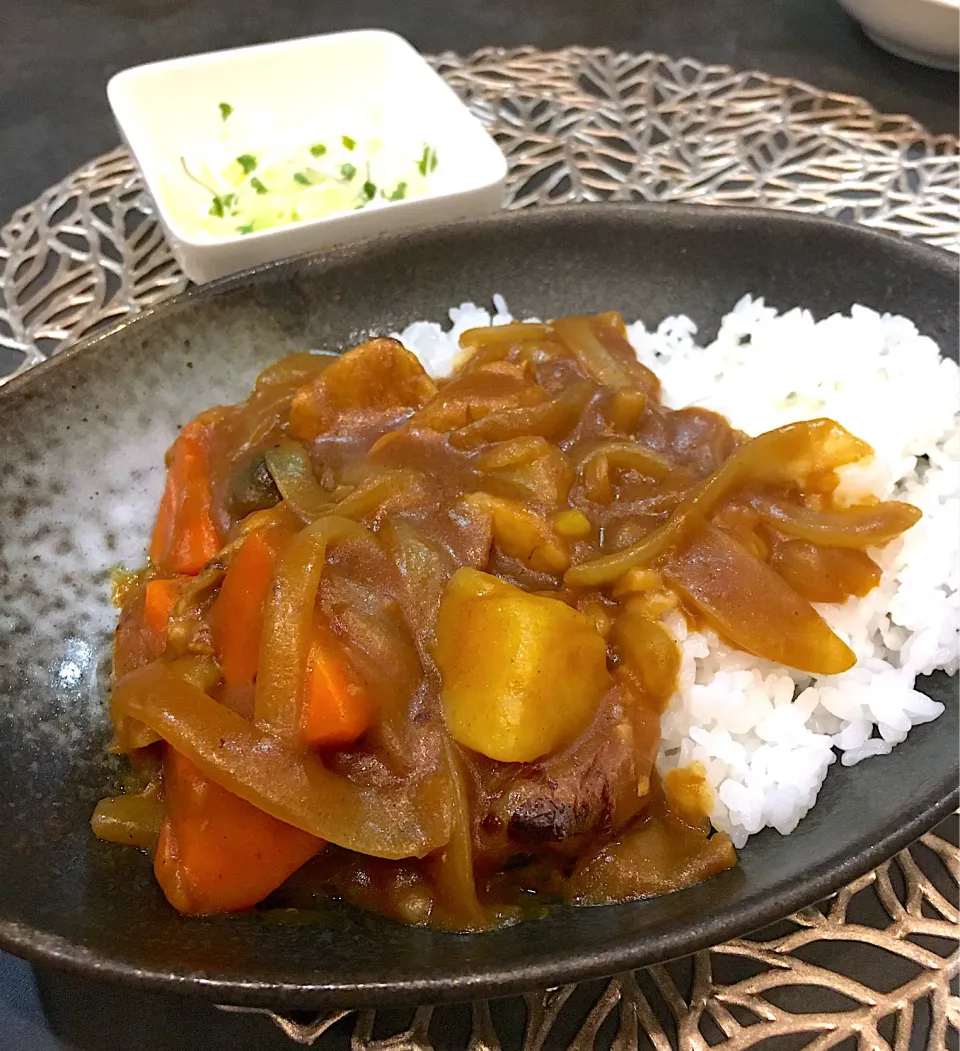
[108,30,508,284]
[835,0,959,69]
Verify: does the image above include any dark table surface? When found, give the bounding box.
[1,0,958,227]
[0,1,957,1048]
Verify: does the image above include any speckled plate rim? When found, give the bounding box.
[0,202,957,1009]
[4,791,955,1011]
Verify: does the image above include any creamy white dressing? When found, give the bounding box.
[172,103,438,239]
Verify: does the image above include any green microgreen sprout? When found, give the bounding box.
[417,145,438,177]
[181,157,220,198]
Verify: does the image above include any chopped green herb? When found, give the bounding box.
[188,110,431,234]
[417,145,438,177]
[208,192,238,217]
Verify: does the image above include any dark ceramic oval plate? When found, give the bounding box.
[0,204,956,1010]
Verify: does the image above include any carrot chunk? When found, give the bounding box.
[150,419,220,575]
[143,578,184,640]
[300,625,374,747]
[210,529,284,687]
[154,747,324,916]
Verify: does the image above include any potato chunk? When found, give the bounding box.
[435,569,610,762]
[462,492,570,573]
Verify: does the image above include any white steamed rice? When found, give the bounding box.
[397,295,959,848]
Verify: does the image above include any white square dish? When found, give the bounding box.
[108,30,508,283]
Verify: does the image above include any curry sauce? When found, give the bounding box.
[93,311,919,929]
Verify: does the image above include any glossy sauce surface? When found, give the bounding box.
[96,312,919,928]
